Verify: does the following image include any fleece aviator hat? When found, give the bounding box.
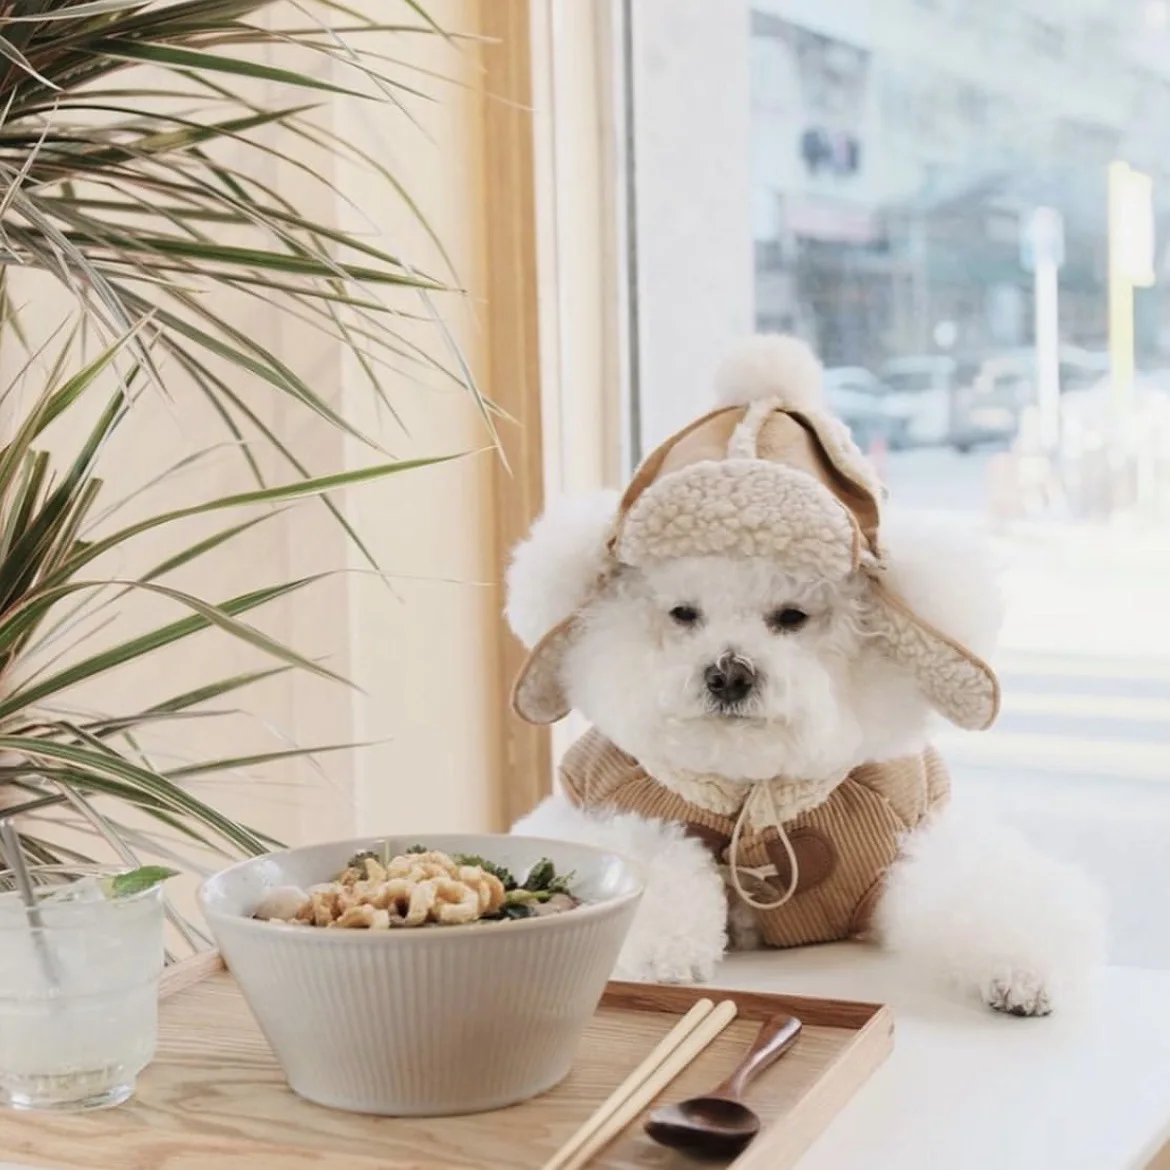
[511,335,1001,736]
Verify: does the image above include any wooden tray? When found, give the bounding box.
[0,952,892,1170]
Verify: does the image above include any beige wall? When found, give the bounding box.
[231,0,507,840]
[1,0,507,884]
[334,6,502,836]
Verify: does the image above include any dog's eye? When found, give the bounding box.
[668,604,701,627]
[767,607,808,633]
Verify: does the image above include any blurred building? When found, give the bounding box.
[751,0,1170,370]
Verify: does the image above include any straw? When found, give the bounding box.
[0,817,61,993]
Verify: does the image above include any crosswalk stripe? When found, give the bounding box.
[997,651,1170,682]
[934,730,1170,782]
[1001,693,1170,721]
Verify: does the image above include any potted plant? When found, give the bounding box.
[0,0,479,950]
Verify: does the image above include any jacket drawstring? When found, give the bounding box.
[727,780,800,911]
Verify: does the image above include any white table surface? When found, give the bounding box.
[716,944,1170,1170]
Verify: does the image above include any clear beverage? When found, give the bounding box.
[0,868,165,1110]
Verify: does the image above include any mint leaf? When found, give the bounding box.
[100,866,179,899]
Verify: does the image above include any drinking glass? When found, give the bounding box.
[0,866,166,1110]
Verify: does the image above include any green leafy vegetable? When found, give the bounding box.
[346,849,379,871]
[99,865,178,899]
[522,858,555,891]
[504,888,546,906]
[522,857,574,895]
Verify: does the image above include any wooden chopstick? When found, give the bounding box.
[542,997,739,1170]
[538,998,714,1170]
[557,999,740,1170]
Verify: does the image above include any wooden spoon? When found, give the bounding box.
[643,1013,803,1158]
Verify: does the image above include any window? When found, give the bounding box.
[588,0,1170,967]
[1022,15,1067,60]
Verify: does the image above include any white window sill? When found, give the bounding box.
[717,943,1170,1170]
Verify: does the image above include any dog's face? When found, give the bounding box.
[562,556,875,784]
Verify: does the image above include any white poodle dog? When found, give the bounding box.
[507,336,1105,1016]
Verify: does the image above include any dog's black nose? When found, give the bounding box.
[704,656,756,705]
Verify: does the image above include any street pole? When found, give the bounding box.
[1107,160,1155,515]
[1034,249,1061,453]
[1108,162,1139,421]
[1021,207,1064,451]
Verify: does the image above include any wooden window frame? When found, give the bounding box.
[481,0,637,826]
[480,0,551,829]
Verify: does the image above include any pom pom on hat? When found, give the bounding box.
[714,334,824,413]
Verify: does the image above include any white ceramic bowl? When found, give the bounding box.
[199,834,642,1116]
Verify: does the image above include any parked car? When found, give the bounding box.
[949,356,1030,453]
[938,347,1111,453]
[1058,347,1110,393]
[877,356,957,447]
[822,367,910,451]
[1137,367,1170,393]
[1061,370,1170,438]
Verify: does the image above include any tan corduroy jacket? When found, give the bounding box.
[559,729,951,948]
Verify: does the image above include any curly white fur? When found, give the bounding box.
[873,807,1107,1014]
[850,508,1006,757]
[879,510,1004,661]
[512,797,728,983]
[563,556,871,783]
[714,333,823,412]
[505,490,618,649]
[506,345,1105,1013]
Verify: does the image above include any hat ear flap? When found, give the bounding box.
[864,512,1003,731]
[505,490,619,651]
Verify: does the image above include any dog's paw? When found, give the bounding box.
[615,933,719,985]
[873,809,1107,1017]
[512,801,730,985]
[725,894,764,953]
[982,969,1054,1018]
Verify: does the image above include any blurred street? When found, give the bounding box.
[886,447,1170,966]
[744,0,1170,973]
